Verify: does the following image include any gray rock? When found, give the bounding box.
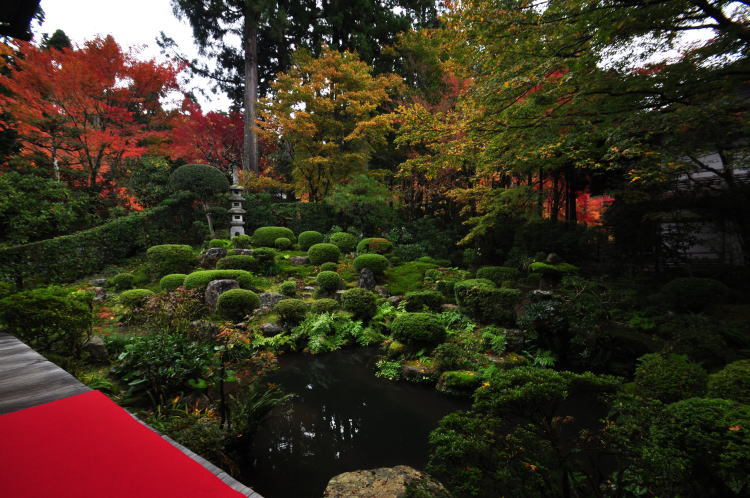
[323,465,451,498]
[303,285,316,292]
[83,336,109,364]
[259,292,287,310]
[92,287,107,302]
[358,268,376,290]
[204,279,239,310]
[259,322,284,336]
[374,286,389,298]
[232,249,253,256]
[334,290,347,301]
[89,278,107,287]
[441,303,459,312]
[528,289,555,303]
[201,247,228,269]
[290,256,310,266]
[388,295,404,305]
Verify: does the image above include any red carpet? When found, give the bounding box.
[0,391,245,498]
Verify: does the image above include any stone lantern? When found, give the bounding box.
[228,184,246,238]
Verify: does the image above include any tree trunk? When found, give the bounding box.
[203,201,215,238]
[242,17,259,180]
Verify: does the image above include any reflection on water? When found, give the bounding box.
[240,348,469,498]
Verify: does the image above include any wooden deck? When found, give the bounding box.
[0,332,262,498]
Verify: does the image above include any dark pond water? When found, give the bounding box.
[239,348,469,498]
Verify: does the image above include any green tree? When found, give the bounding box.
[324,174,396,233]
[169,163,230,237]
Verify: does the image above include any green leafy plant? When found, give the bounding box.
[375,359,402,380]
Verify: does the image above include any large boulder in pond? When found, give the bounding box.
[323,466,451,498]
[204,279,239,310]
[201,247,228,269]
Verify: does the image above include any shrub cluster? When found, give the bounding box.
[707,360,750,404]
[298,230,325,250]
[353,254,390,274]
[183,270,256,290]
[279,280,297,297]
[216,255,257,272]
[340,288,378,321]
[252,226,296,246]
[316,271,343,293]
[634,353,708,403]
[251,247,276,265]
[216,289,259,321]
[273,298,308,325]
[356,237,393,254]
[329,232,358,253]
[308,243,341,265]
[455,280,520,325]
[311,298,339,314]
[208,239,231,249]
[112,272,134,291]
[146,244,197,278]
[475,266,520,286]
[231,234,252,249]
[159,273,187,292]
[119,289,155,309]
[403,290,443,312]
[274,237,292,250]
[319,262,339,272]
[391,312,446,348]
[660,277,730,311]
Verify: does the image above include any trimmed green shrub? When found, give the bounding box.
[274,237,292,250]
[298,230,325,250]
[252,226,296,246]
[279,280,297,297]
[437,370,481,395]
[353,254,390,274]
[251,247,276,265]
[391,312,446,348]
[273,298,308,325]
[476,266,520,286]
[311,298,339,314]
[216,289,259,321]
[329,232,357,253]
[356,237,393,254]
[159,274,187,292]
[216,255,257,272]
[119,289,155,309]
[231,234,252,249]
[634,353,708,403]
[0,286,92,357]
[660,277,730,311]
[146,244,196,278]
[208,239,231,249]
[455,280,520,325]
[112,273,134,291]
[183,270,256,290]
[319,262,339,272]
[316,271,343,293]
[434,343,473,371]
[528,262,579,276]
[308,243,341,265]
[435,278,459,299]
[708,360,750,404]
[340,288,378,321]
[404,290,443,312]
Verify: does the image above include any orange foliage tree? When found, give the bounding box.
[0,36,180,202]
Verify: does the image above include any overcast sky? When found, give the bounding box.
[35,0,233,111]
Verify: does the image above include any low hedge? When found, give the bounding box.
[112,273,134,291]
[455,280,520,325]
[146,244,197,278]
[319,262,339,272]
[353,254,390,274]
[159,274,187,292]
[356,237,393,254]
[475,266,520,286]
[183,270,256,290]
[273,298,308,325]
[316,271,343,293]
[390,312,446,348]
[403,290,443,312]
[231,234,252,249]
[119,289,155,309]
[216,289,260,321]
[274,237,292,250]
[308,243,341,265]
[298,231,324,250]
[216,255,258,273]
[252,226,296,246]
[340,288,378,321]
[329,232,357,253]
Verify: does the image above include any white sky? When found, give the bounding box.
[35,0,233,112]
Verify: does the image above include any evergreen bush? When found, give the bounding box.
[340,288,378,321]
[634,353,708,403]
[231,234,252,249]
[707,360,750,404]
[274,237,292,250]
[475,266,520,286]
[356,237,393,254]
[146,244,196,278]
[316,271,343,293]
[279,280,297,297]
[252,226,296,246]
[112,272,134,291]
[216,255,258,272]
[298,230,325,250]
[208,239,231,249]
[404,290,444,312]
[159,274,187,292]
[353,253,390,274]
[308,243,341,265]
[329,232,357,253]
[391,312,446,347]
[273,299,308,325]
[311,298,339,314]
[216,289,259,321]
[437,370,481,395]
[455,280,520,325]
[183,270,256,290]
[119,289,155,309]
[319,262,339,272]
[660,277,730,311]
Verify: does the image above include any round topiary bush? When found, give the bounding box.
[273,298,308,325]
[340,288,378,321]
[208,239,232,249]
[329,232,357,253]
[634,353,708,403]
[660,277,730,311]
[231,234,252,249]
[404,290,443,312]
[250,247,276,265]
[216,255,258,272]
[112,273,134,291]
[391,312,446,348]
[119,289,154,309]
[356,237,393,254]
[353,254,390,274]
[311,298,339,314]
[274,237,292,250]
[279,280,297,297]
[308,243,341,265]
[316,271,343,293]
[298,230,325,250]
[455,279,520,326]
[252,226,296,246]
[437,370,481,395]
[216,289,259,322]
[475,266,520,286]
[183,270,256,290]
[707,360,750,404]
[319,262,339,272]
[159,274,187,292]
[146,244,197,278]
